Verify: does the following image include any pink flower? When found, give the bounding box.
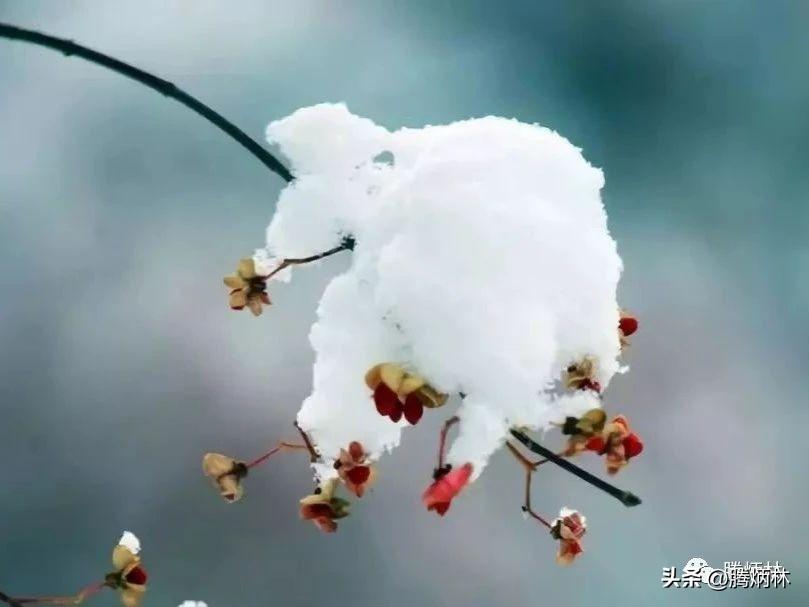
[422,463,473,516]
[335,441,376,498]
[587,415,644,475]
[550,508,587,566]
[299,480,350,534]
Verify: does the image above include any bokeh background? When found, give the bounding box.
[1,1,807,605]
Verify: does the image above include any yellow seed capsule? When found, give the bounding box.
[379,363,405,393]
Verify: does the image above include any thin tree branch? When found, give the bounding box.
[245,441,309,469]
[263,237,355,280]
[0,581,107,606]
[437,416,459,471]
[510,429,642,508]
[0,22,293,183]
[0,589,23,607]
[506,442,552,528]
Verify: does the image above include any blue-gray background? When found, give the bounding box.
[0,1,806,606]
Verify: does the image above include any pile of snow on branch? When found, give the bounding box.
[259,103,623,482]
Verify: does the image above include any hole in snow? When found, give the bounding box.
[373,150,395,166]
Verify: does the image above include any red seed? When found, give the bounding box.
[619,316,639,336]
[623,433,644,459]
[374,384,398,416]
[388,402,403,423]
[585,436,606,453]
[403,394,424,425]
[125,566,148,585]
[301,503,334,519]
[346,465,371,485]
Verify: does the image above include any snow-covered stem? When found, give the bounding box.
[263,237,355,281]
[510,430,642,508]
[245,441,309,469]
[0,22,293,182]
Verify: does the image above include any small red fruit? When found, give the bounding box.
[623,433,644,459]
[388,402,403,422]
[403,394,424,425]
[346,465,371,485]
[619,316,638,336]
[584,436,606,453]
[374,384,398,416]
[125,566,148,585]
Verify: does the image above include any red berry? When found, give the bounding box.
[403,394,424,425]
[623,433,644,458]
[374,384,398,416]
[388,401,404,422]
[432,501,450,516]
[585,436,606,453]
[125,566,148,585]
[619,316,638,336]
[346,465,371,485]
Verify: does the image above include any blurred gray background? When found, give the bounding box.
[0,1,807,606]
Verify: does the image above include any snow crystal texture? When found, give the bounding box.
[118,531,140,554]
[261,104,623,481]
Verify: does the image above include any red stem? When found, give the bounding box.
[5,581,108,605]
[506,441,553,529]
[245,442,309,469]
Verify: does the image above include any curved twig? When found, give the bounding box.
[0,22,293,182]
[263,237,356,280]
[510,429,642,508]
[0,589,23,607]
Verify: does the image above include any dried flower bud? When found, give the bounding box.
[600,415,644,475]
[202,453,248,502]
[550,508,586,566]
[299,479,350,533]
[336,441,376,497]
[562,408,607,455]
[365,363,448,425]
[109,532,148,607]
[223,258,271,316]
[563,357,601,393]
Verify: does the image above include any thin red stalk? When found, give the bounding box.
[437,416,459,469]
[245,442,309,469]
[5,581,108,606]
[506,441,552,529]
